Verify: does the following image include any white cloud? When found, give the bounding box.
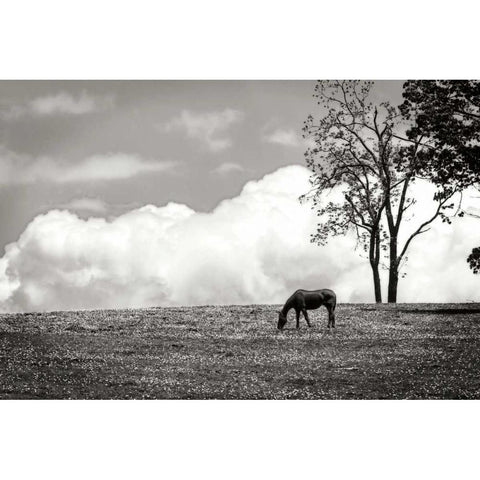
[212,162,244,175]
[55,198,108,214]
[0,166,479,313]
[263,128,302,147]
[0,147,177,184]
[50,197,144,218]
[2,91,114,119]
[164,108,244,152]
[392,182,480,303]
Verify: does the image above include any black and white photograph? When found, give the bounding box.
[1,2,479,479]
[1,79,479,400]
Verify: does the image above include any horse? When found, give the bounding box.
[277,289,336,330]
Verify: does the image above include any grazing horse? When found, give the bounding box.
[277,289,336,330]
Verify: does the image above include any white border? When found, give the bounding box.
[1,0,479,79]
[1,400,479,480]
[1,1,479,478]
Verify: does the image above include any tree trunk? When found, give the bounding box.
[388,268,398,302]
[388,235,398,303]
[372,264,382,303]
[369,228,382,303]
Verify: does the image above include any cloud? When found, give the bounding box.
[0,147,177,184]
[392,182,480,303]
[163,108,244,152]
[0,166,479,312]
[55,198,108,214]
[49,197,145,219]
[263,128,302,147]
[262,124,316,149]
[2,91,114,119]
[211,162,244,175]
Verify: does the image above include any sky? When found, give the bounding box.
[0,80,478,312]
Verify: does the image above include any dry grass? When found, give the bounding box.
[1,303,480,399]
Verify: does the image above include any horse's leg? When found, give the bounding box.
[295,309,300,329]
[302,309,311,327]
[327,304,335,328]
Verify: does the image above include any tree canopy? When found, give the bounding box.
[400,80,480,189]
[401,80,480,273]
[303,80,462,302]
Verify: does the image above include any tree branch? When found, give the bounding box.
[397,191,455,262]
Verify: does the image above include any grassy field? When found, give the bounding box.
[1,303,480,399]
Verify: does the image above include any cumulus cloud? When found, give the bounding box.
[0,147,177,184]
[50,197,144,219]
[163,108,244,152]
[2,91,114,119]
[0,165,478,313]
[55,198,109,214]
[392,182,480,303]
[211,162,244,175]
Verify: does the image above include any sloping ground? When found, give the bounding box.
[1,303,480,399]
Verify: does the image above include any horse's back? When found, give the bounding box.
[296,288,336,299]
[294,288,336,309]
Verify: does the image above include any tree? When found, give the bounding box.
[468,247,480,274]
[303,80,457,303]
[400,80,480,274]
[382,139,456,302]
[301,81,387,302]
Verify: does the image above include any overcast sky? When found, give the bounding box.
[0,80,478,312]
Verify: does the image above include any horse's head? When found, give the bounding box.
[277,311,287,330]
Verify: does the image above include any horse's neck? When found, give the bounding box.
[281,297,294,315]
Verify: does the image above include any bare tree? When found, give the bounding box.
[302,81,387,302]
[303,80,457,303]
